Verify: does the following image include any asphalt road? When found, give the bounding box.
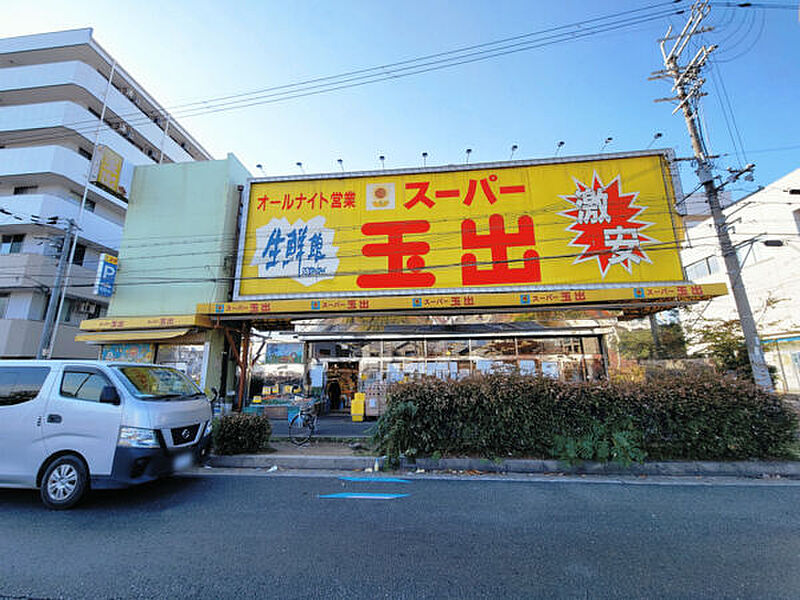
[1,473,799,599]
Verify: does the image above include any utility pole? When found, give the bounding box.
[653,1,773,391]
[37,218,77,359]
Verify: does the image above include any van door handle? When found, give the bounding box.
[46,414,62,424]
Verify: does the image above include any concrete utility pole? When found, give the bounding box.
[37,219,77,359]
[653,1,773,391]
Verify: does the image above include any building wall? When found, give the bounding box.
[0,28,211,358]
[680,168,800,392]
[109,155,250,316]
[105,155,250,396]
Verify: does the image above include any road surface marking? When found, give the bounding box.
[319,492,409,500]
[339,476,410,483]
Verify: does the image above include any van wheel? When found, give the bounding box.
[40,455,88,510]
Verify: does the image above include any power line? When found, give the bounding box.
[1,3,688,149]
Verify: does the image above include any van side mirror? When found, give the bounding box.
[100,385,120,405]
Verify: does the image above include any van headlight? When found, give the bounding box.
[118,427,159,448]
[203,420,213,437]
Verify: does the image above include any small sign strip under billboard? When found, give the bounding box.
[234,151,686,303]
[202,283,727,317]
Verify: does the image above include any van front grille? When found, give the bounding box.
[170,424,200,445]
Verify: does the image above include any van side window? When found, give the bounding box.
[60,370,113,403]
[0,367,51,406]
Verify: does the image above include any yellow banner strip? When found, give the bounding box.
[80,314,212,332]
[198,283,727,317]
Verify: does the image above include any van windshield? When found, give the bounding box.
[114,366,203,399]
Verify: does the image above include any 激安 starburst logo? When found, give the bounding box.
[559,172,657,278]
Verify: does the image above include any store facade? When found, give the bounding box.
[299,323,611,416]
[80,151,727,408]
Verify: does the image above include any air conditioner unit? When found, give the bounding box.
[116,123,129,136]
[76,300,97,314]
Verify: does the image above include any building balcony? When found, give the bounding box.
[0,61,196,162]
[0,252,109,302]
[0,192,122,251]
[0,145,130,210]
[0,101,152,165]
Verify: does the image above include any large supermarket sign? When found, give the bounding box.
[233,151,685,303]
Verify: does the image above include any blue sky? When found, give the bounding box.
[3,0,798,196]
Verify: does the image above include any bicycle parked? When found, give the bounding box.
[289,398,320,445]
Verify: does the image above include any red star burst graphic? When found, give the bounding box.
[559,172,656,278]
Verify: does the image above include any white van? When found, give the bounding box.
[0,360,212,509]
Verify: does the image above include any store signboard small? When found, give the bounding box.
[264,343,304,364]
[93,253,118,297]
[101,343,155,363]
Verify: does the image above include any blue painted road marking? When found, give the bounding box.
[319,493,409,500]
[339,477,410,483]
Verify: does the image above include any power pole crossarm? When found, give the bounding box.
[655,1,774,391]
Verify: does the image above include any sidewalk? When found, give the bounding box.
[208,440,800,479]
[269,414,376,439]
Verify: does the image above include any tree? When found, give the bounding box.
[617,322,687,360]
[686,318,777,383]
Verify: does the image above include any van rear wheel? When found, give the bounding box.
[40,455,88,510]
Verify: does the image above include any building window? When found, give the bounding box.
[685,258,711,280]
[13,185,37,195]
[794,209,800,235]
[0,293,9,318]
[72,243,86,266]
[78,147,93,160]
[736,242,762,267]
[84,199,96,212]
[0,234,23,254]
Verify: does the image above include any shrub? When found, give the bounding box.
[372,371,798,464]
[213,414,272,455]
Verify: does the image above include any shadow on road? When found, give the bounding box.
[0,475,208,511]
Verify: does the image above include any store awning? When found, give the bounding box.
[75,328,192,344]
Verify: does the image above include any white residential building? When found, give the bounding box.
[0,29,212,358]
[680,168,800,393]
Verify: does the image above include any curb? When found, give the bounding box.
[209,454,800,478]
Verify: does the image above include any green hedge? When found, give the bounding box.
[372,371,798,463]
[213,414,272,455]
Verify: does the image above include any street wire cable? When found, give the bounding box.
[2,2,697,147]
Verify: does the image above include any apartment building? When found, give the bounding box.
[0,28,212,358]
[680,168,800,392]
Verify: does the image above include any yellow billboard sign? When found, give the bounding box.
[89,145,134,198]
[234,152,684,301]
[90,145,123,191]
